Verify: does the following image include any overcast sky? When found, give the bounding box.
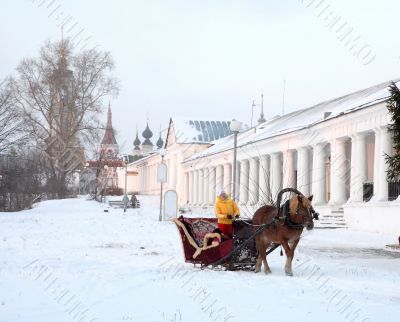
[1,0,399,154]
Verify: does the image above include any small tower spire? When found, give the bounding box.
[59,26,67,68]
[101,102,117,145]
[257,90,266,125]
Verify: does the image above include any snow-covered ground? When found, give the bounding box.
[0,196,399,322]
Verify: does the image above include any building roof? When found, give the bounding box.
[167,117,234,145]
[184,79,400,162]
[101,105,118,145]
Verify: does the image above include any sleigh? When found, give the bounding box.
[173,216,258,270]
[174,189,320,272]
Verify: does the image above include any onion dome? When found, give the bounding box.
[133,130,141,147]
[156,135,164,149]
[142,122,153,139]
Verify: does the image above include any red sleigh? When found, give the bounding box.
[173,216,257,270]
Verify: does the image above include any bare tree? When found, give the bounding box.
[11,39,119,198]
[0,78,26,152]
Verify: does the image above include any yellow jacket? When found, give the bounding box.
[215,196,240,224]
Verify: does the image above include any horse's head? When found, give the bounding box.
[289,194,315,230]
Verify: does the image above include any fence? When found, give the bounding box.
[388,180,400,201]
[362,181,400,202]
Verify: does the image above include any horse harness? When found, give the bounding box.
[278,200,319,230]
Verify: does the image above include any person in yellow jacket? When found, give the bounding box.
[215,190,240,238]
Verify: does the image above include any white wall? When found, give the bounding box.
[344,201,400,236]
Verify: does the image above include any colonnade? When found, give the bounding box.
[186,128,393,206]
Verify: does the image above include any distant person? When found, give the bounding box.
[214,190,240,238]
[131,194,139,208]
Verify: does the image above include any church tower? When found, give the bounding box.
[141,122,154,155]
[50,36,75,141]
[133,128,142,156]
[99,103,119,189]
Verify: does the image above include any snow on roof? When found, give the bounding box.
[184,79,399,162]
[171,117,233,144]
[127,153,158,167]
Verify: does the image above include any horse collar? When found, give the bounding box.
[281,200,304,230]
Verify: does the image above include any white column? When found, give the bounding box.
[198,169,204,205]
[188,171,194,204]
[330,139,348,205]
[377,128,392,201]
[234,161,241,201]
[223,163,232,196]
[270,153,282,201]
[259,155,270,204]
[248,158,259,205]
[312,143,327,205]
[183,172,189,203]
[239,159,249,204]
[216,165,224,194]
[283,150,296,189]
[203,168,209,205]
[350,133,368,202]
[349,134,358,202]
[372,129,381,199]
[209,167,216,204]
[193,170,199,205]
[297,147,311,196]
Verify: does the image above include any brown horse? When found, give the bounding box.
[252,194,314,276]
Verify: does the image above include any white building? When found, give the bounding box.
[117,117,234,197]
[119,80,400,235]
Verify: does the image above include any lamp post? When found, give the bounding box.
[230,119,242,201]
[158,148,167,221]
[122,155,129,213]
[103,164,108,203]
[76,169,81,195]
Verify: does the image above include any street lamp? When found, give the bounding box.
[101,164,108,203]
[117,154,129,213]
[230,119,242,201]
[122,155,128,213]
[76,169,81,195]
[158,148,167,221]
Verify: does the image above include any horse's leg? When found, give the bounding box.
[281,240,294,276]
[254,235,263,273]
[263,241,272,274]
[288,239,300,275]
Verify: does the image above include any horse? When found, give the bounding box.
[252,193,315,276]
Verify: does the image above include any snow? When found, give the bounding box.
[184,79,400,162]
[1,197,399,322]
